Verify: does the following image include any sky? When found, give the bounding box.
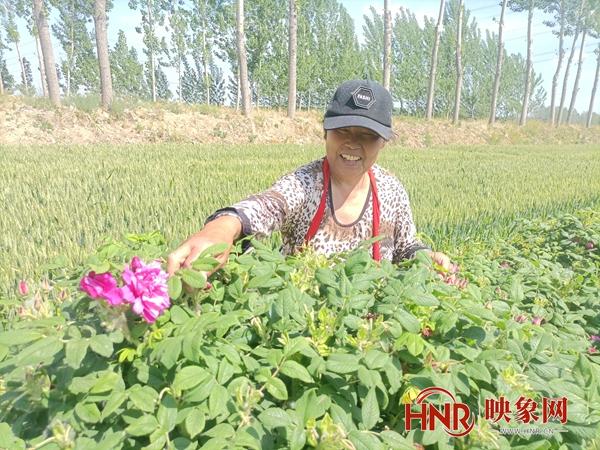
[3,0,599,115]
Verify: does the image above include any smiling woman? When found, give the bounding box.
[167,79,452,280]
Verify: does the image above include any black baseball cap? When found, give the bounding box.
[324,79,393,140]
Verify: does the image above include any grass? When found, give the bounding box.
[1,143,599,298]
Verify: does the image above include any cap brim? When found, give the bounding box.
[323,115,393,140]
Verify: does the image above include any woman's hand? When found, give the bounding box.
[427,251,453,272]
[167,215,242,291]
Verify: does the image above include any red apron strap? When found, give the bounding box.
[304,158,381,262]
[304,158,329,243]
[368,169,381,261]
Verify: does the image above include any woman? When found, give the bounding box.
[167,80,452,281]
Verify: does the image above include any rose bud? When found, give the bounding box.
[586,241,595,250]
[590,335,600,343]
[589,347,598,355]
[18,280,29,296]
[421,326,433,338]
[514,314,527,323]
[500,261,510,269]
[531,316,544,326]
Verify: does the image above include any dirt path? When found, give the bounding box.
[1,95,598,147]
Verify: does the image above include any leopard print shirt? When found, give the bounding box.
[205,158,431,263]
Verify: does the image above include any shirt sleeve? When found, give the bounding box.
[204,170,307,239]
[392,184,431,263]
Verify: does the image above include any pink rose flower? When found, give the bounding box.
[79,271,125,306]
[514,314,527,323]
[18,280,29,296]
[590,335,600,343]
[589,346,598,355]
[120,256,170,324]
[531,316,544,326]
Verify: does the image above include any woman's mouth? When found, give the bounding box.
[340,153,361,162]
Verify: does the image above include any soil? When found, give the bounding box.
[1,95,598,147]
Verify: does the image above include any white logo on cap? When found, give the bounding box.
[352,87,376,109]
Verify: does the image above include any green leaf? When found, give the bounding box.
[173,366,211,392]
[208,384,229,419]
[170,305,189,324]
[348,430,384,450]
[363,349,389,370]
[326,352,361,374]
[404,287,440,307]
[510,278,524,302]
[283,337,311,358]
[13,335,62,366]
[181,269,207,289]
[0,330,43,346]
[295,389,330,424]
[102,391,127,420]
[199,438,229,450]
[126,415,159,437]
[395,333,425,356]
[259,408,293,429]
[153,337,182,369]
[380,430,413,450]
[185,407,206,439]
[0,423,25,449]
[361,388,379,430]
[65,339,89,368]
[464,362,491,384]
[90,335,113,358]
[265,376,288,401]
[198,243,229,259]
[168,276,183,300]
[280,360,313,384]
[157,395,178,433]
[395,309,421,333]
[330,404,355,433]
[91,372,121,394]
[290,427,306,450]
[129,385,159,413]
[75,403,102,423]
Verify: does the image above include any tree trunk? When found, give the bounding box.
[236,65,240,111]
[35,33,48,97]
[33,0,61,106]
[557,31,580,125]
[178,57,182,102]
[567,28,586,124]
[287,0,297,118]
[148,0,156,102]
[237,0,251,115]
[203,25,210,105]
[549,0,565,125]
[519,0,534,126]
[0,69,4,95]
[383,0,391,91]
[557,0,585,126]
[425,0,445,120]
[94,0,113,110]
[15,41,27,90]
[586,47,599,128]
[67,17,74,97]
[489,0,507,125]
[453,0,463,125]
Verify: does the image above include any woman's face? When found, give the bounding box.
[325,126,386,179]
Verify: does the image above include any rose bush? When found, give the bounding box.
[0,209,599,449]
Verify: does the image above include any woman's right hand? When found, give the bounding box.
[166,215,243,291]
